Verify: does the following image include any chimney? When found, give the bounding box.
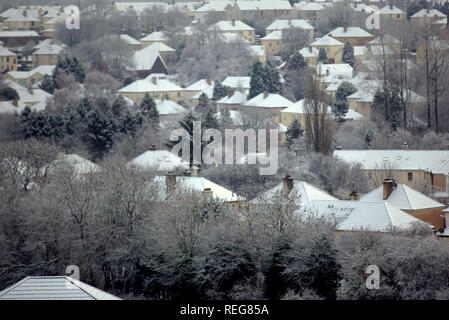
[383,178,395,200]
[12,98,18,107]
[389,4,393,10]
[263,90,268,98]
[288,18,292,26]
[228,88,235,98]
[403,142,408,150]
[349,190,360,201]
[191,167,199,176]
[343,25,347,33]
[354,2,357,8]
[232,19,235,26]
[309,46,312,52]
[426,8,430,14]
[151,76,157,85]
[202,188,213,199]
[23,10,27,17]
[149,144,157,151]
[282,174,294,197]
[165,172,177,195]
[206,77,212,85]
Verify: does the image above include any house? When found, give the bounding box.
[353,45,369,63]
[305,199,428,233]
[334,149,449,197]
[48,154,101,178]
[315,63,354,88]
[2,80,51,107]
[154,174,245,208]
[208,19,255,43]
[243,91,294,124]
[193,1,233,23]
[32,41,65,67]
[250,175,337,206]
[299,46,319,65]
[5,65,55,87]
[294,2,331,22]
[0,276,120,300]
[127,147,190,172]
[327,26,374,46]
[184,78,214,102]
[129,45,168,77]
[143,42,176,62]
[360,179,447,230]
[411,8,446,25]
[41,14,66,38]
[377,4,406,22]
[232,0,293,20]
[367,34,401,54]
[217,90,247,111]
[221,76,250,92]
[118,34,142,51]
[266,19,315,42]
[310,35,344,64]
[0,31,39,46]
[249,45,267,64]
[3,10,41,32]
[118,74,184,104]
[155,99,186,122]
[0,47,18,72]
[261,30,283,55]
[416,37,449,63]
[140,31,168,48]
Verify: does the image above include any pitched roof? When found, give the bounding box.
[250,180,337,206]
[218,91,247,104]
[261,30,283,40]
[5,80,51,105]
[154,175,244,202]
[0,31,39,38]
[266,19,314,31]
[127,150,189,171]
[120,34,141,45]
[118,75,183,93]
[49,154,101,176]
[130,45,166,71]
[0,276,120,300]
[334,150,449,172]
[281,99,331,114]
[140,31,168,42]
[209,20,254,32]
[245,92,293,108]
[311,34,344,46]
[222,76,250,89]
[328,27,373,38]
[412,8,446,18]
[368,34,400,45]
[0,47,16,56]
[305,200,428,232]
[155,99,185,115]
[33,43,65,55]
[145,41,175,53]
[299,46,319,57]
[361,184,445,210]
[236,0,292,11]
[185,79,214,91]
[378,5,405,15]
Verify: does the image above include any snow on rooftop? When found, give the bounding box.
[185,79,214,91]
[128,150,189,171]
[299,46,319,57]
[245,92,293,108]
[281,99,330,114]
[378,5,405,15]
[262,30,283,40]
[118,76,183,93]
[266,19,314,31]
[328,26,373,38]
[0,47,16,56]
[155,99,185,115]
[209,20,254,32]
[0,276,120,300]
[218,91,247,105]
[120,34,141,45]
[140,31,168,42]
[412,8,446,18]
[361,184,445,210]
[311,34,344,46]
[130,46,166,71]
[49,154,101,176]
[222,76,251,89]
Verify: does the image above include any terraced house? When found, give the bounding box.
[0,47,18,72]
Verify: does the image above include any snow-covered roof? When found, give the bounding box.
[412,8,446,18]
[266,19,314,31]
[5,12,40,22]
[334,150,449,172]
[216,109,244,125]
[140,31,168,42]
[250,180,337,206]
[0,47,16,56]
[361,184,445,210]
[328,27,373,38]
[118,75,183,93]
[119,34,141,45]
[219,32,250,43]
[354,45,368,56]
[261,30,283,40]
[154,175,244,202]
[192,85,214,99]
[208,20,254,32]
[4,80,51,105]
[378,5,405,15]
[218,91,247,104]
[49,154,101,176]
[127,150,189,171]
[194,1,232,13]
[249,45,265,56]
[144,41,175,53]
[185,79,214,91]
[311,34,344,46]
[245,92,293,109]
[155,99,185,115]
[369,44,394,55]
[0,276,120,300]
[130,45,166,71]
[33,43,65,55]
[368,34,400,45]
[295,2,330,11]
[305,200,428,232]
[0,31,39,38]
[7,65,55,79]
[299,46,319,58]
[342,108,364,120]
[315,63,353,78]
[281,99,331,114]
[222,76,250,89]
[115,1,169,13]
[237,0,292,11]
[351,3,376,14]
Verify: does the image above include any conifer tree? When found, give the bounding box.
[318,48,328,64]
[248,59,267,99]
[139,93,159,127]
[342,42,355,67]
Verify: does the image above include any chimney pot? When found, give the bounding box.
[149,144,157,151]
[282,174,294,197]
[383,178,395,200]
[151,77,157,84]
[343,25,347,33]
[263,90,268,98]
[403,142,408,150]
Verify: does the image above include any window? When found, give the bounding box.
[408,172,413,181]
[368,172,372,179]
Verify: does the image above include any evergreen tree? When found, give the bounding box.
[0,86,19,100]
[203,108,218,129]
[318,47,328,64]
[139,93,159,127]
[286,119,304,148]
[248,59,267,99]
[332,81,356,122]
[219,107,233,129]
[390,89,402,131]
[85,108,117,160]
[264,240,292,300]
[212,82,229,101]
[265,61,282,94]
[196,93,209,114]
[342,42,355,67]
[120,111,143,137]
[56,56,86,83]
[288,52,306,70]
[38,74,57,94]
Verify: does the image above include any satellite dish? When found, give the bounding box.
[393,182,398,188]
[439,228,445,233]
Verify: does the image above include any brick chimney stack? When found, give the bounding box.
[232,19,235,26]
[383,178,395,200]
[202,188,213,199]
[343,25,347,33]
[263,90,268,98]
[282,174,294,197]
[206,77,212,85]
[149,144,157,151]
[403,142,408,150]
[349,190,360,201]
